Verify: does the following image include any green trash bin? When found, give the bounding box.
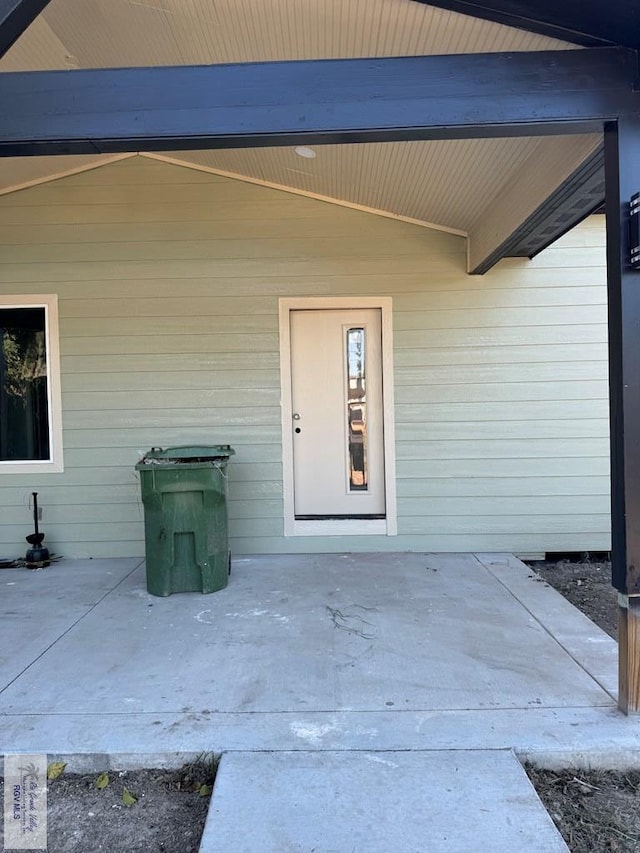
[136,445,235,596]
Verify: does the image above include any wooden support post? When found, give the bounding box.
[605,114,640,713]
[618,596,640,714]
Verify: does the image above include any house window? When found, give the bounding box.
[0,296,63,472]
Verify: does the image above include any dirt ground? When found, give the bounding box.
[0,760,215,853]
[526,764,640,852]
[525,555,640,852]
[527,555,618,639]
[0,556,635,852]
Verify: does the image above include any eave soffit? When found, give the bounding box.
[0,0,607,269]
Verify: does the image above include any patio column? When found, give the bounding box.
[604,115,640,714]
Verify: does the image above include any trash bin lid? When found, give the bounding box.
[136,445,235,466]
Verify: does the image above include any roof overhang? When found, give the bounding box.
[0,0,637,271]
[412,0,640,49]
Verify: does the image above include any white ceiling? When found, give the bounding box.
[1,0,573,70]
[0,0,599,261]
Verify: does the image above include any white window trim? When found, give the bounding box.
[279,296,397,537]
[0,294,64,473]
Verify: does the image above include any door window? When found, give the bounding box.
[346,327,368,492]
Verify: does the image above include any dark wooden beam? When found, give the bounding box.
[0,48,637,157]
[411,1,640,50]
[604,115,640,713]
[0,0,52,58]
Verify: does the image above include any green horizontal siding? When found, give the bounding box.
[63,425,281,448]
[394,343,609,367]
[396,495,608,517]
[394,324,608,349]
[398,515,610,536]
[62,408,282,429]
[397,476,609,498]
[0,157,610,559]
[395,458,610,478]
[396,362,605,385]
[394,381,606,404]
[397,399,609,422]
[61,353,281,373]
[397,419,608,440]
[396,438,610,460]
[61,334,278,356]
[224,532,611,555]
[394,304,604,330]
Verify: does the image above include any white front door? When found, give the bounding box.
[290,308,385,518]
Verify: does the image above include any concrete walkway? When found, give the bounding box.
[0,552,638,851]
[205,750,568,852]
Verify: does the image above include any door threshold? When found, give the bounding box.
[295,514,386,521]
[292,518,389,537]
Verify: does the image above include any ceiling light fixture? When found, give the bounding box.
[294,146,317,159]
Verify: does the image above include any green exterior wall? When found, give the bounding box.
[0,156,610,558]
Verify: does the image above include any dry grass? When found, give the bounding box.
[526,765,640,852]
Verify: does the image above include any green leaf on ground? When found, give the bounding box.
[95,773,109,790]
[199,784,212,797]
[122,787,138,807]
[47,762,67,780]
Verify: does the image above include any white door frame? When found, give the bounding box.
[279,296,397,537]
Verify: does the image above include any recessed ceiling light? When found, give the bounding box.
[294,146,317,159]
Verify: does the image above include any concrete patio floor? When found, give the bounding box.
[1,552,639,851]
